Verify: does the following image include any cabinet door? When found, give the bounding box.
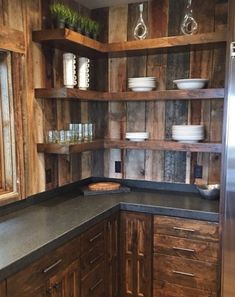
[0,281,6,297]
[120,212,152,297]
[47,259,80,297]
[106,213,119,297]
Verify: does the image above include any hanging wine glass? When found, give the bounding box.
[180,0,198,35]
[134,3,148,40]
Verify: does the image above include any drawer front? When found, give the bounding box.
[7,236,80,297]
[81,221,105,254]
[154,216,219,242]
[154,234,219,263]
[153,281,217,297]
[81,261,105,297]
[81,241,105,278]
[153,254,219,292]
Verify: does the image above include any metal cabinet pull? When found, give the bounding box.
[89,279,103,292]
[172,270,195,277]
[43,259,62,273]
[89,254,102,265]
[173,226,195,232]
[89,232,103,243]
[173,246,195,253]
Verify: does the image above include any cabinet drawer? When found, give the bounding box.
[153,281,217,297]
[154,234,219,263]
[153,254,218,292]
[7,236,80,297]
[81,261,105,297]
[154,216,219,242]
[81,221,105,254]
[81,241,105,278]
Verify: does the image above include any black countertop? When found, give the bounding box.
[0,185,219,281]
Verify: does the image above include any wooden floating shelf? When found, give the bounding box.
[37,139,222,154]
[37,139,104,154]
[0,25,25,53]
[32,29,226,55]
[35,88,224,101]
[105,140,222,153]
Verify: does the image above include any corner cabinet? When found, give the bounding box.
[120,212,152,297]
[33,29,225,156]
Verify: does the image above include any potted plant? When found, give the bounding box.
[66,8,77,30]
[50,2,69,29]
[82,17,91,37]
[74,13,82,33]
[92,21,101,40]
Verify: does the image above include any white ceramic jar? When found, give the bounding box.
[63,53,77,88]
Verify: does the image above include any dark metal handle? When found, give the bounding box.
[89,232,103,243]
[89,254,102,265]
[89,279,103,292]
[173,246,195,253]
[43,259,62,273]
[172,270,195,277]
[173,226,195,232]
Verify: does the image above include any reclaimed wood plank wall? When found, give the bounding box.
[106,0,227,184]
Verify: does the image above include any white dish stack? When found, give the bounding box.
[128,77,156,91]
[172,125,204,143]
[125,132,149,141]
[78,57,90,90]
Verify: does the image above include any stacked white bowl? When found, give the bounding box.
[172,125,204,143]
[125,132,149,141]
[128,77,156,92]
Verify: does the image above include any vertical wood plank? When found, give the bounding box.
[145,0,168,181]
[106,5,128,178]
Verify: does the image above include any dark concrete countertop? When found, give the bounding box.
[0,188,219,281]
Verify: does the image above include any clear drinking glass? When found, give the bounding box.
[180,0,198,35]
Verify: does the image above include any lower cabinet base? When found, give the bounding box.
[153,281,218,297]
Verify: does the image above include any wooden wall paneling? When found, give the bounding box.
[164,0,189,183]
[11,53,27,198]
[106,5,128,178]
[124,3,148,180]
[22,0,46,196]
[145,0,168,181]
[2,0,24,30]
[207,0,227,184]
[189,0,216,184]
[0,280,6,297]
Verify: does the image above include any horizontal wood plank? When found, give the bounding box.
[35,88,224,101]
[37,139,222,154]
[108,31,226,53]
[0,25,25,53]
[105,140,222,153]
[32,29,226,54]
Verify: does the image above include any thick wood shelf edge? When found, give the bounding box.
[32,29,226,54]
[104,140,222,153]
[37,140,222,154]
[35,88,224,101]
[37,140,104,154]
[0,25,25,53]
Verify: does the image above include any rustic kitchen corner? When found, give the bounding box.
[0,1,234,297]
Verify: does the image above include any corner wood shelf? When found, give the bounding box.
[37,139,222,155]
[32,29,226,55]
[35,88,224,101]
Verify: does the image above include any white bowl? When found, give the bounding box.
[173,79,208,89]
[128,77,156,81]
[126,132,149,141]
[130,87,155,92]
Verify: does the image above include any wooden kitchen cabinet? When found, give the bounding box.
[153,215,220,297]
[47,259,80,297]
[80,221,106,297]
[120,211,152,297]
[0,281,6,297]
[7,236,80,297]
[106,213,119,297]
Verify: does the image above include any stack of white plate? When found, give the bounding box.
[125,132,149,141]
[172,125,204,143]
[128,77,156,92]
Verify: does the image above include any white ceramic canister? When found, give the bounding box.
[78,57,90,90]
[63,53,77,88]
